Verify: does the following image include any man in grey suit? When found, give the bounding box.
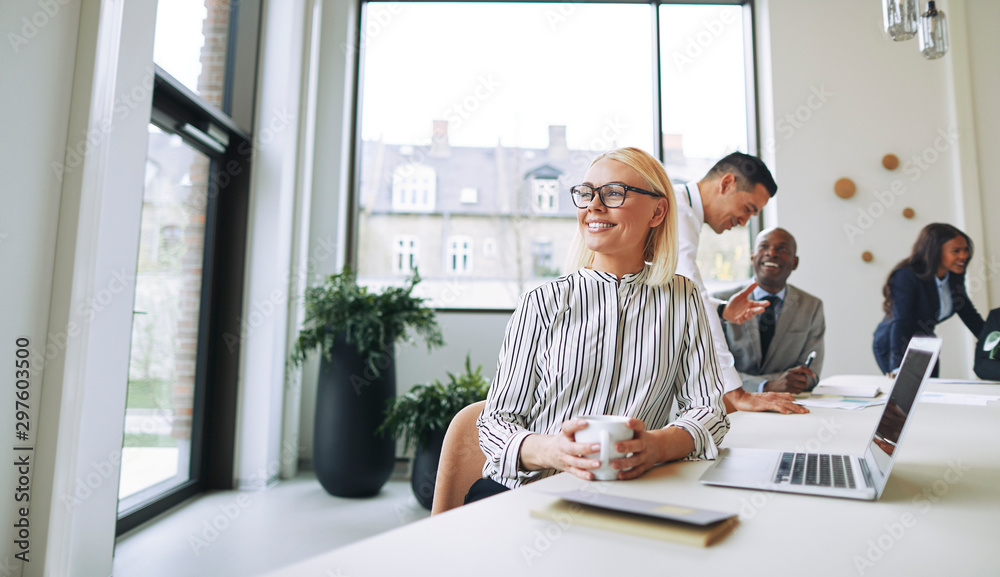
[712,228,825,394]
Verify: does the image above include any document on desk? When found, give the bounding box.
[919,392,1000,406]
[811,374,886,397]
[794,396,887,410]
[928,377,1000,385]
[531,490,738,547]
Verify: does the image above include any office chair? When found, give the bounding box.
[430,400,486,515]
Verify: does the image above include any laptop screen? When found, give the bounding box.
[869,346,934,466]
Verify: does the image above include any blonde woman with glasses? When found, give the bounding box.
[468,147,729,504]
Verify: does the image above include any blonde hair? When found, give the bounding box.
[565,147,678,286]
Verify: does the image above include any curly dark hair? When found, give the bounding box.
[882,223,973,315]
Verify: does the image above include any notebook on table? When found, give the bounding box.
[699,337,941,500]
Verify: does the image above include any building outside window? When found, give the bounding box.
[393,235,419,274]
[447,236,473,274]
[460,187,478,204]
[355,2,753,308]
[532,239,557,278]
[392,164,436,211]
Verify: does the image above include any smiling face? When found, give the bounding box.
[705,175,772,234]
[752,228,798,292]
[577,158,667,276]
[938,235,970,277]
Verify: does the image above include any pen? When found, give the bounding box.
[804,351,817,368]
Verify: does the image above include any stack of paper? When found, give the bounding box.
[811,375,887,398]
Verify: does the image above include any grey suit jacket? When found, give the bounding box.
[711,283,825,392]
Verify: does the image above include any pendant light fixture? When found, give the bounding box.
[882,0,918,40]
[918,1,949,59]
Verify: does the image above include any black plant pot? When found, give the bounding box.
[411,428,447,510]
[313,332,395,498]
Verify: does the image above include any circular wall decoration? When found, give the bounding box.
[834,178,856,199]
[902,207,915,219]
[882,154,900,170]
[862,251,874,263]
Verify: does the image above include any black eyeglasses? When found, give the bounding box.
[570,183,660,208]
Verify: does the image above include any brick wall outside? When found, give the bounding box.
[172,0,230,439]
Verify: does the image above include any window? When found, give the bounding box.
[532,239,557,278]
[532,179,558,213]
[393,235,419,274]
[118,0,261,536]
[355,2,754,308]
[460,187,478,204]
[392,164,436,211]
[447,236,473,274]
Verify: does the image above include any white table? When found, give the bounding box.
[266,382,1000,577]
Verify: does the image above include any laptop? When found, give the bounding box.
[699,337,941,500]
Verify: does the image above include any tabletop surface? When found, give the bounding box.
[266,382,1000,577]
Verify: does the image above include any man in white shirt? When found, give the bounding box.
[675,153,807,414]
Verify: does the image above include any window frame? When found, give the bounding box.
[115,0,262,536]
[347,0,761,311]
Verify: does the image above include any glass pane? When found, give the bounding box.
[356,2,654,308]
[658,4,753,288]
[118,125,209,512]
[153,0,230,107]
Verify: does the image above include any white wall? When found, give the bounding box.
[0,0,157,575]
[965,0,1000,307]
[758,0,994,378]
[0,1,85,572]
[233,0,311,490]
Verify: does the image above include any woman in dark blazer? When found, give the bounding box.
[873,223,984,376]
[974,308,1000,381]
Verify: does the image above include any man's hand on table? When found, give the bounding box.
[762,366,817,394]
[724,387,809,414]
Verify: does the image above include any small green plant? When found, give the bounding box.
[290,267,443,377]
[378,355,490,452]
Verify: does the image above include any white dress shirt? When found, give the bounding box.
[674,182,744,393]
[935,273,952,321]
[478,266,730,489]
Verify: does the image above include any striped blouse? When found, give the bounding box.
[478,266,730,489]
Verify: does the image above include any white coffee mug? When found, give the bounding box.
[574,415,634,481]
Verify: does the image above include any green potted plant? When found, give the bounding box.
[378,355,490,509]
[290,267,443,498]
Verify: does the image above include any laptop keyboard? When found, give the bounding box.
[774,452,856,489]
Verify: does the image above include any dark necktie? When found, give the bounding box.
[759,296,781,358]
